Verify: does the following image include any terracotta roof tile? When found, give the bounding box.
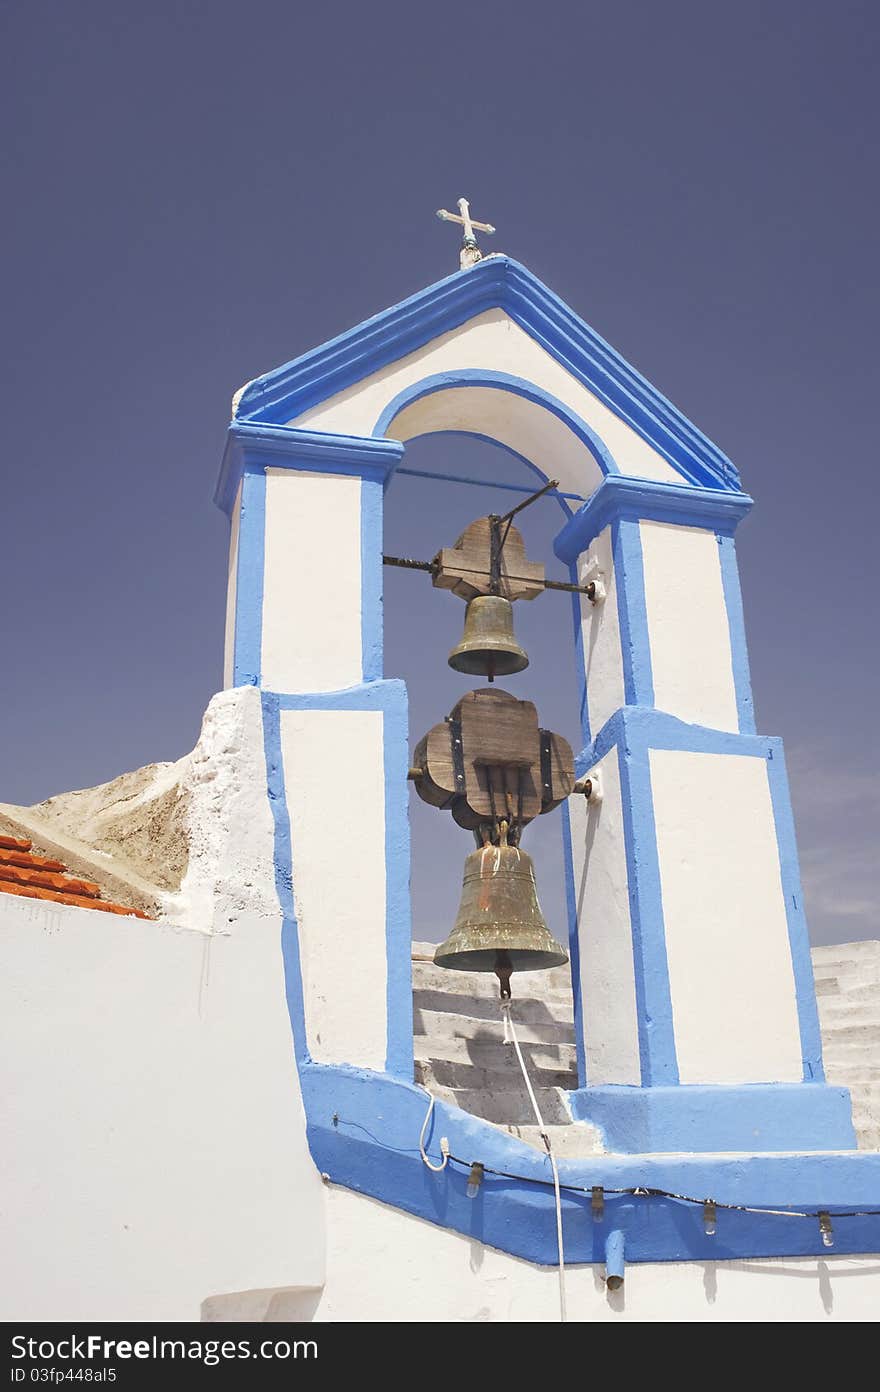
[0,834,32,852]
[0,847,66,873]
[0,834,151,920]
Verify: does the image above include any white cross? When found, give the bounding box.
[436,197,496,268]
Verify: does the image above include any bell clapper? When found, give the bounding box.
[494,949,513,1001]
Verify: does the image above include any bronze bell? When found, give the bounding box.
[434,832,568,995]
[448,595,529,678]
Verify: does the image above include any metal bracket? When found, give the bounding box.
[573,769,603,804]
[578,553,607,605]
[448,718,466,793]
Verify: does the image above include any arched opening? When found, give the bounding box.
[383,429,585,958]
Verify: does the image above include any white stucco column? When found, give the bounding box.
[555,476,854,1152]
[216,424,403,691]
[214,425,413,1082]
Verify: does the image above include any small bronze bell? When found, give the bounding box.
[448,595,529,678]
[434,828,568,995]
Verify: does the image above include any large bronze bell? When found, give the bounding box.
[434,831,568,994]
[448,595,529,678]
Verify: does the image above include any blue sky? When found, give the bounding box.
[1,1,877,945]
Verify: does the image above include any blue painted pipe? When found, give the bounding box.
[605,1229,625,1290]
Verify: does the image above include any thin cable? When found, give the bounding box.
[418,1092,449,1173]
[501,999,567,1322]
[347,1103,880,1223]
[394,465,586,503]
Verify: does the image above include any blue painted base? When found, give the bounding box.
[302,1064,880,1267]
[567,1084,857,1154]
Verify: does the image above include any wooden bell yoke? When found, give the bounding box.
[410,687,575,844]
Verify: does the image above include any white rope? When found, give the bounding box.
[418,1091,449,1173]
[501,1000,567,1322]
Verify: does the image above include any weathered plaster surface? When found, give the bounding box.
[222,480,242,689]
[0,688,279,935]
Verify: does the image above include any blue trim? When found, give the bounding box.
[560,798,587,1088]
[262,691,309,1063]
[360,478,384,684]
[567,1083,855,1153]
[717,532,756,736]
[231,468,266,687]
[373,369,618,486]
[263,681,413,1081]
[615,735,678,1086]
[612,518,654,708]
[232,256,740,493]
[301,1064,878,1265]
[216,422,404,518]
[554,475,754,565]
[765,739,826,1083]
[379,682,415,1078]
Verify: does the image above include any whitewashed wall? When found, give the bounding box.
[650,748,803,1084]
[576,525,624,737]
[280,706,388,1069]
[640,521,739,731]
[309,1187,880,1323]
[0,893,326,1322]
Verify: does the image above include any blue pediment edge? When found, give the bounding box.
[232,256,741,494]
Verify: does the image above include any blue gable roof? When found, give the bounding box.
[233,256,740,493]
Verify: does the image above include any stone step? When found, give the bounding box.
[811,957,880,984]
[413,1033,578,1072]
[416,1056,577,1093]
[812,942,880,968]
[816,988,880,1017]
[814,1021,880,1046]
[413,988,573,1028]
[426,1082,574,1126]
[821,1050,880,1077]
[814,977,840,997]
[503,1123,605,1158]
[414,1007,576,1048]
[831,1069,880,1087]
[815,980,880,1009]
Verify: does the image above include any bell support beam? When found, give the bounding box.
[216,424,413,1082]
[553,477,855,1153]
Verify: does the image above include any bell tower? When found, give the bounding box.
[213,242,879,1277]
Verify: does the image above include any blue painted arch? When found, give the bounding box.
[373,370,620,510]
